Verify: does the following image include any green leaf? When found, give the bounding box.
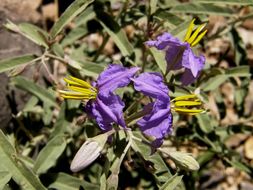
[150,0,158,15]
[50,103,71,138]
[196,113,214,133]
[170,3,234,16]
[99,14,133,56]
[167,151,200,171]
[61,27,88,47]
[68,59,105,78]
[51,43,65,57]
[75,6,96,27]
[0,130,47,190]
[197,151,215,166]
[33,135,67,175]
[0,170,12,190]
[131,132,172,184]
[0,55,37,73]
[160,174,183,190]
[225,66,251,77]
[149,47,167,74]
[225,159,251,174]
[201,75,227,91]
[195,0,253,5]
[50,0,94,38]
[19,23,49,48]
[200,66,250,91]
[48,172,99,190]
[5,21,48,48]
[11,76,56,107]
[154,11,184,27]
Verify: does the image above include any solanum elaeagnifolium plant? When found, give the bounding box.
[59,18,205,184]
[1,0,252,189]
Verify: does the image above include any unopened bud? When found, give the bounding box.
[107,173,119,190]
[70,133,108,172]
[168,151,200,171]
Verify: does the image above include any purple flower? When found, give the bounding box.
[146,20,206,85]
[60,64,139,131]
[131,72,173,147]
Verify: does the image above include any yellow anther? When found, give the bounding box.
[65,76,97,92]
[172,94,198,102]
[60,95,96,100]
[184,19,196,42]
[171,94,205,115]
[67,86,96,95]
[186,23,206,45]
[59,76,97,101]
[191,29,207,47]
[174,107,204,115]
[174,101,202,107]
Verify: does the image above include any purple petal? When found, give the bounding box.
[132,72,170,101]
[145,32,183,50]
[165,46,184,71]
[180,68,197,85]
[86,93,126,131]
[138,100,172,140]
[182,47,205,77]
[97,64,139,96]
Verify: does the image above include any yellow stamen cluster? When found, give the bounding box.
[171,94,205,115]
[184,19,207,47]
[59,76,97,100]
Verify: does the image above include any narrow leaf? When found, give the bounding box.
[19,23,49,48]
[170,3,234,16]
[99,14,133,56]
[150,0,158,15]
[160,174,183,190]
[11,76,56,107]
[225,66,251,77]
[195,0,253,5]
[5,21,48,48]
[149,47,167,74]
[61,27,88,47]
[33,135,67,175]
[196,113,214,133]
[48,172,99,190]
[0,170,12,190]
[0,130,46,190]
[201,75,227,91]
[0,55,37,73]
[50,0,94,38]
[68,59,105,78]
[131,132,172,183]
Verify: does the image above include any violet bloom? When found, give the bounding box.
[146,19,207,85]
[59,64,139,131]
[131,72,173,147]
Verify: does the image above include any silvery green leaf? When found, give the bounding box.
[168,151,200,171]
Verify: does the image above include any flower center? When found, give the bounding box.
[184,19,207,47]
[59,76,97,100]
[170,94,205,115]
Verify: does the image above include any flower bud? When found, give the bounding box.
[107,173,119,190]
[70,133,108,172]
[168,151,200,171]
